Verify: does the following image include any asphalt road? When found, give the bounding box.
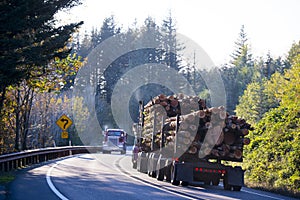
[7,150,298,200]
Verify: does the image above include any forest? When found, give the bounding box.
[0,0,299,196]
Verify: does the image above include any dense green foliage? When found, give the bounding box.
[239,49,300,195]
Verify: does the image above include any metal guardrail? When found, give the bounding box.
[0,146,102,172]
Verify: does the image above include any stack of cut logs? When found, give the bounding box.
[141,94,252,161]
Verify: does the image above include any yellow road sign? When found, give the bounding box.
[56,114,73,130]
[61,131,68,139]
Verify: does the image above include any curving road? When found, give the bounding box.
[8,150,298,200]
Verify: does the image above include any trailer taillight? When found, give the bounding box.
[194,167,203,172]
[172,157,179,162]
[194,168,226,174]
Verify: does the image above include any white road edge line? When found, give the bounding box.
[118,168,197,200]
[113,159,197,200]
[242,189,285,200]
[46,162,69,200]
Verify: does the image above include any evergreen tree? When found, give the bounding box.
[286,40,300,67]
[94,16,123,101]
[259,53,287,80]
[230,25,252,67]
[0,0,83,113]
[161,12,182,71]
[221,25,254,114]
[91,15,121,49]
[77,31,92,58]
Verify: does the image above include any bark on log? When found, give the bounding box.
[223,132,236,145]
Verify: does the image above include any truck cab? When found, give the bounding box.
[102,129,127,154]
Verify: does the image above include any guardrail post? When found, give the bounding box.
[28,156,32,165]
[6,161,10,172]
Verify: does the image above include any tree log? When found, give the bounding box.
[223,132,236,145]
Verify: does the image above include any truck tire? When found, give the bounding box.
[156,169,164,181]
[132,162,137,169]
[204,180,211,185]
[151,153,160,178]
[147,153,157,178]
[156,157,165,181]
[223,176,232,190]
[233,185,242,191]
[224,182,231,190]
[181,181,189,186]
[165,163,171,182]
[171,163,180,186]
[212,178,220,186]
[147,153,153,177]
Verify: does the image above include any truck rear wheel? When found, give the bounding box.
[212,178,220,186]
[223,182,232,190]
[165,163,171,182]
[132,162,137,169]
[204,180,211,185]
[156,167,164,181]
[171,163,180,186]
[223,176,232,190]
[181,181,189,186]
[233,185,242,191]
[156,158,165,181]
[147,153,157,178]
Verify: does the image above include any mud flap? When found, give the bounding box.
[175,163,194,182]
[226,166,244,186]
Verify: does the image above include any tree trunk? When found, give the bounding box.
[21,88,34,150]
[0,86,7,116]
[14,88,21,151]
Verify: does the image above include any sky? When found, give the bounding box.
[57,0,300,66]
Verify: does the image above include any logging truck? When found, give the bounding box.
[103,129,127,154]
[131,94,252,191]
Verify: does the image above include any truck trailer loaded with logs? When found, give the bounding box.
[131,94,253,191]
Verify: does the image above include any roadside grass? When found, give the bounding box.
[245,180,300,199]
[0,172,15,185]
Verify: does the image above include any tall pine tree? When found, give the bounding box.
[0,0,83,113]
[221,25,254,114]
